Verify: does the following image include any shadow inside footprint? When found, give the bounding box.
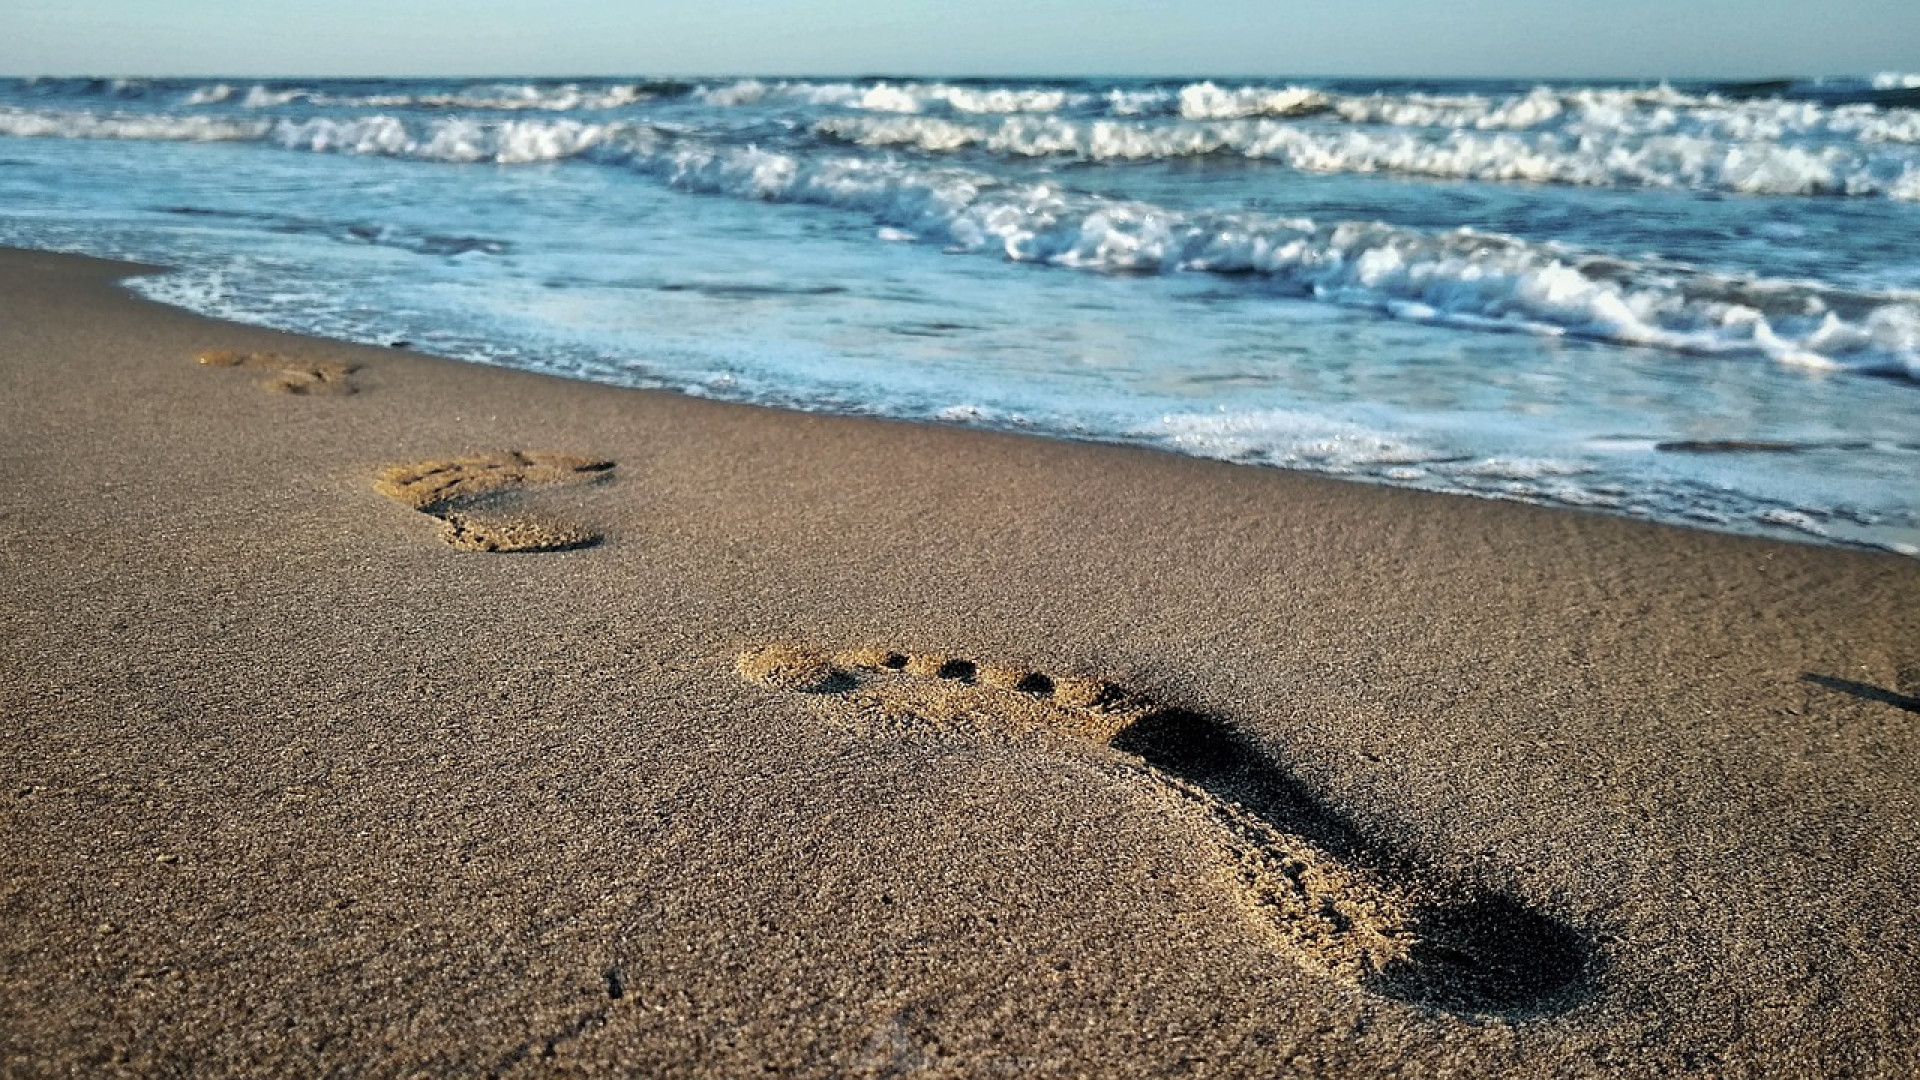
[374,450,615,553]
[1367,895,1594,1015]
[1107,707,1592,1015]
[740,644,1596,1018]
[1110,707,1367,859]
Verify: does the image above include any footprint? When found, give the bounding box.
[196,349,360,395]
[738,644,1592,1016]
[374,450,615,552]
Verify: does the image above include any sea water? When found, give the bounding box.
[2,75,1916,554]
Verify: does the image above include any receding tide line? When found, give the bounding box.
[738,644,1595,1016]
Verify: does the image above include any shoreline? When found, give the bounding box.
[4,246,1919,1075]
[110,261,1920,563]
[99,246,1920,563]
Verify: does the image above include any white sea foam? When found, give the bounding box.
[0,107,270,142]
[694,79,1078,114]
[816,114,1920,198]
[242,86,306,109]
[1457,457,1592,479]
[177,81,663,112]
[181,83,234,106]
[1178,81,1920,144]
[1757,508,1830,536]
[365,82,659,111]
[268,115,614,163]
[620,138,1920,378]
[1145,409,1431,469]
[694,79,773,107]
[1106,88,1173,116]
[934,403,1023,425]
[685,77,1920,146]
[1177,83,1332,119]
[1317,84,1695,131]
[26,104,1913,206]
[5,105,1917,379]
[942,86,1073,114]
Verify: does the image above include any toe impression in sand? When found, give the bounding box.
[738,643,1593,1017]
[196,349,361,395]
[374,450,615,553]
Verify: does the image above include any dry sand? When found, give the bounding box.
[2,247,1918,1077]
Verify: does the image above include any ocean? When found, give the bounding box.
[2,74,1916,554]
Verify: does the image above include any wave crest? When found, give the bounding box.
[4,102,1913,379]
[816,114,1920,199]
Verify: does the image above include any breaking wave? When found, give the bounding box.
[688,77,1920,144]
[174,80,690,112]
[694,78,1078,114]
[4,97,1916,381]
[816,114,1920,198]
[227,114,1920,379]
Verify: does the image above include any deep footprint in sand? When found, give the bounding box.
[196,349,361,395]
[738,644,1592,1016]
[374,450,615,552]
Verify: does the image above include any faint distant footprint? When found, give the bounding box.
[738,644,1592,1016]
[196,349,360,395]
[375,450,615,552]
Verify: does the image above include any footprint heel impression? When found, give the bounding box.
[374,450,615,553]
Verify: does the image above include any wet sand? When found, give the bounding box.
[3,247,1918,1077]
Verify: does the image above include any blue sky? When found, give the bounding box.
[5,0,1918,79]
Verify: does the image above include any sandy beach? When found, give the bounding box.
[3,246,1918,1076]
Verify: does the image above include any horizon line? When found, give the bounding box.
[2,70,1896,83]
